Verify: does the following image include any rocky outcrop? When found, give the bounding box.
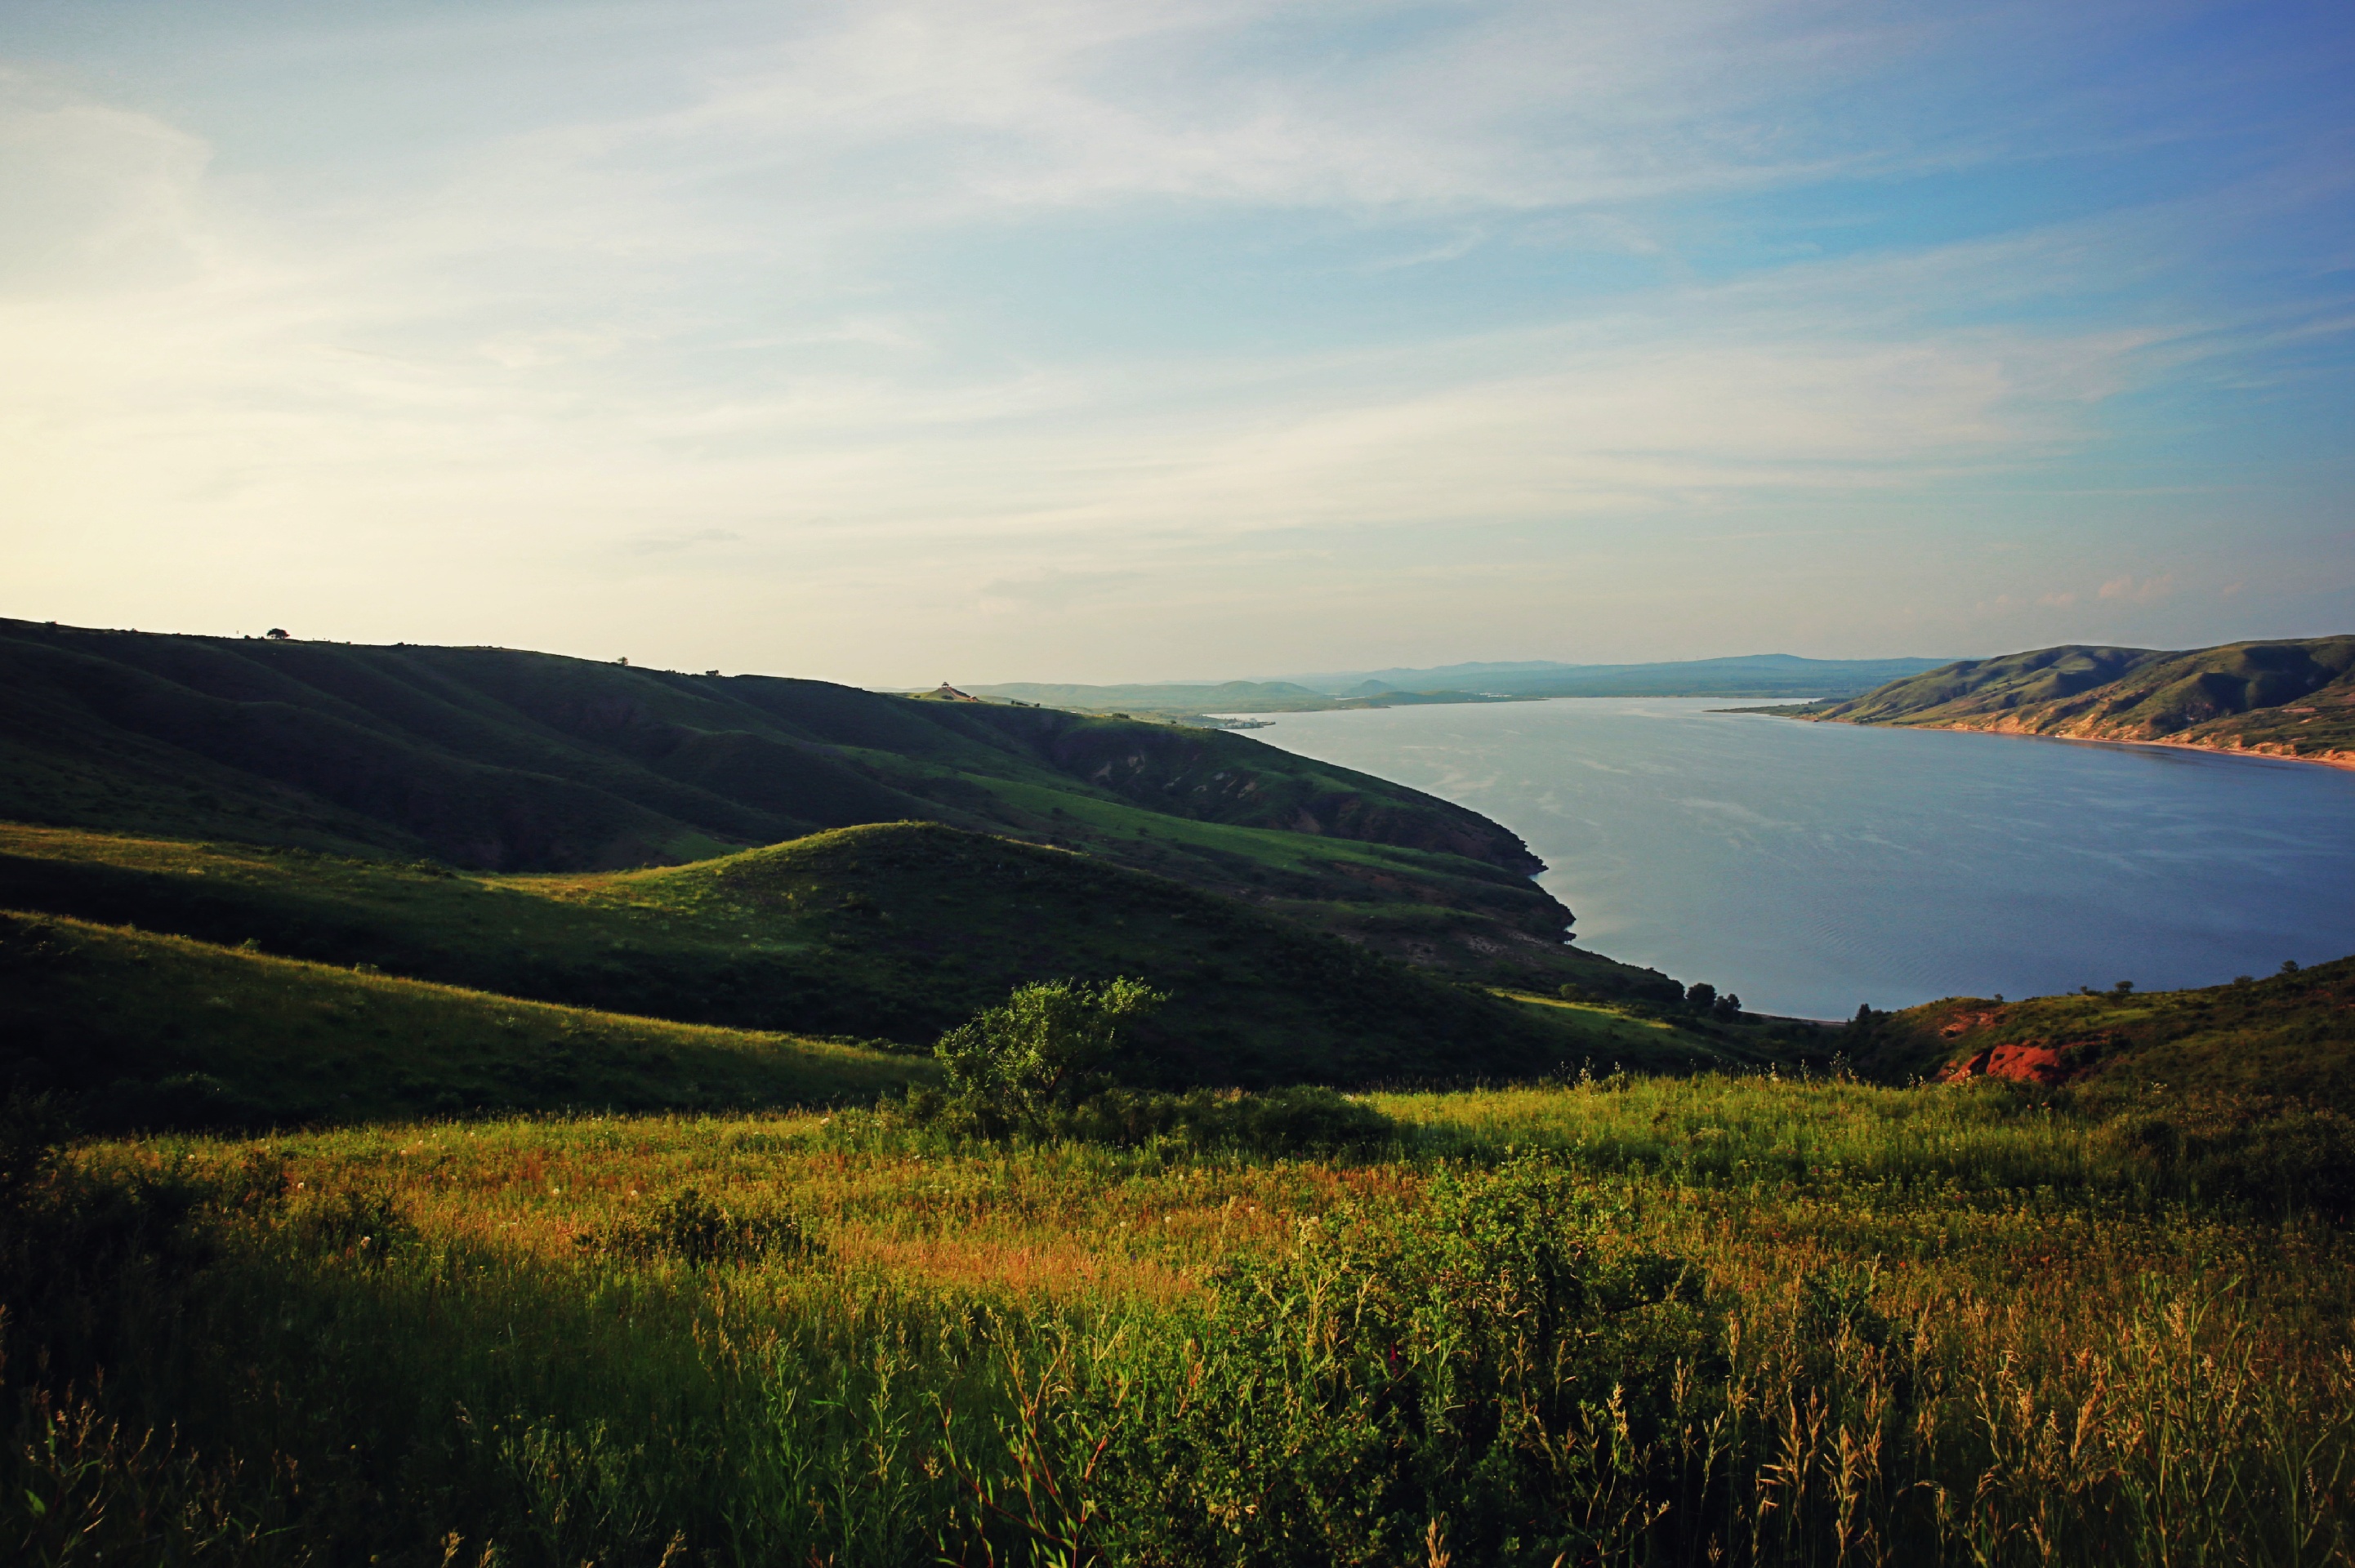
[1941,1041,2074,1086]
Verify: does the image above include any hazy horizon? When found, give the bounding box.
[7,0,2352,687]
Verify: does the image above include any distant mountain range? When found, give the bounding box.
[965,654,1954,716]
[1804,636,2355,768]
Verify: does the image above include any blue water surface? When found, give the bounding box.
[1238,698,2355,1018]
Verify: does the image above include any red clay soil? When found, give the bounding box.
[1941,1042,2074,1086]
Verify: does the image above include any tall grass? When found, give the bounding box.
[5,1076,2350,1565]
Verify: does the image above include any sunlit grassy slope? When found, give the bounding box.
[0,909,925,1129]
[1812,635,2355,763]
[10,1078,2350,1563]
[1857,956,2355,1103]
[0,820,1765,1092]
[1,617,1657,987]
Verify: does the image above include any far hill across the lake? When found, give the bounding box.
[959,653,1952,720]
[1795,635,2355,768]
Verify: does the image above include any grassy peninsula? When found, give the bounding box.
[1801,635,2355,768]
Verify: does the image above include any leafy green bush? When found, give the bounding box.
[1050,1155,1716,1565]
[934,975,1166,1111]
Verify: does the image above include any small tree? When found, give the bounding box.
[935,977,1167,1111]
[1684,982,1717,1012]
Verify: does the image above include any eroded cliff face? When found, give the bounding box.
[1811,636,2355,769]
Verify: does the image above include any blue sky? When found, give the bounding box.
[4,0,2351,683]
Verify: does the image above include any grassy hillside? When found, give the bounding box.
[0,821,1726,1088]
[0,618,1637,985]
[0,910,925,1129]
[9,1082,2351,1563]
[1809,636,2355,764]
[1852,956,2355,1105]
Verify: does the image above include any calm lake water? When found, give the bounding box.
[1238,698,2355,1018]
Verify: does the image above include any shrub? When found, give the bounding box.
[293,1185,414,1261]
[1064,1085,1396,1156]
[934,976,1167,1111]
[885,1082,1399,1157]
[580,1186,822,1267]
[1086,1155,1715,1563]
[0,1093,65,1210]
[2095,1100,2355,1216]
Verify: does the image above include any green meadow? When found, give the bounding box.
[0,819,1780,1102]
[6,1075,2350,1566]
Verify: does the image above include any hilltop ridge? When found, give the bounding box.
[0,818,1683,1099]
[0,617,1622,984]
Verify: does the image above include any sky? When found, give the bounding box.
[4,0,2353,686]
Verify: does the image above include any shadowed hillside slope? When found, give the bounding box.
[0,619,1628,985]
[0,618,1535,870]
[0,821,1670,1087]
[1809,636,2355,766]
[0,910,927,1129]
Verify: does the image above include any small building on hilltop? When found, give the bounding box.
[925,682,979,702]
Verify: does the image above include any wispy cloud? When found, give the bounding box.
[2,0,2350,679]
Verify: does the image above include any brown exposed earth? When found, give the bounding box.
[1940,1041,2076,1086]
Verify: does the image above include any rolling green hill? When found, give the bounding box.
[1807,636,2355,764]
[1852,956,2355,1105]
[0,909,926,1129]
[0,618,1629,986]
[0,820,1715,1089]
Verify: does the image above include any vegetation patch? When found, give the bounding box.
[0,821,1701,1087]
[3,1079,2350,1564]
[0,909,927,1128]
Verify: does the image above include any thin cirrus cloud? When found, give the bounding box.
[0,0,2350,683]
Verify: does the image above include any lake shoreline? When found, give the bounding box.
[1799,715,2355,773]
[1244,696,2355,1017]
